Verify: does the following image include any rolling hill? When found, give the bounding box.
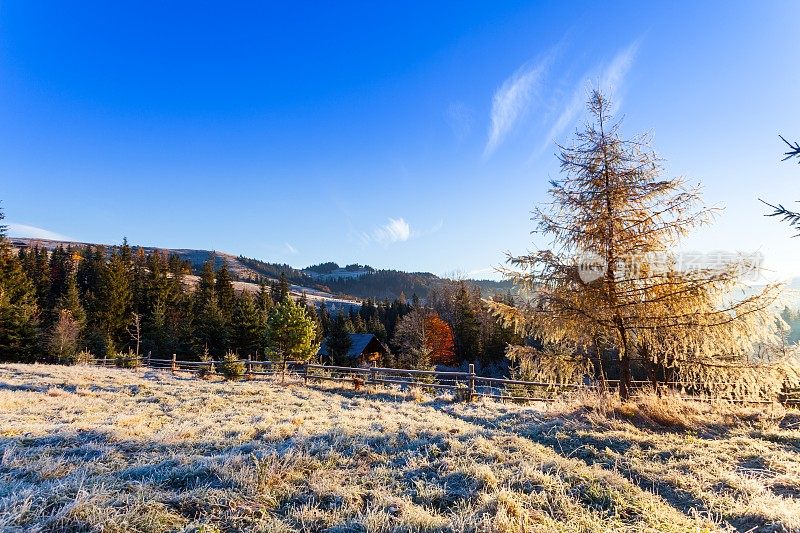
[9,237,514,303]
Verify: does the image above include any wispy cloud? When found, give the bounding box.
[415,219,443,238]
[539,83,588,153]
[599,39,640,113]
[284,242,298,254]
[366,218,411,247]
[535,39,641,156]
[360,217,442,247]
[484,57,551,158]
[7,223,73,241]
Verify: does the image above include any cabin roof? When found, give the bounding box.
[318,333,387,359]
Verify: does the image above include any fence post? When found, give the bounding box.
[303,363,308,385]
[171,353,177,374]
[246,357,253,379]
[468,364,476,402]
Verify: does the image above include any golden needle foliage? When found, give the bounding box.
[491,90,790,399]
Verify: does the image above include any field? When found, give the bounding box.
[1,365,799,532]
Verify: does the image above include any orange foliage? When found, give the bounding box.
[424,314,456,366]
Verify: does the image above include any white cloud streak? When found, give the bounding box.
[360,217,443,248]
[414,219,443,238]
[367,218,411,246]
[484,58,550,158]
[284,242,299,254]
[536,40,641,155]
[539,83,587,153]
[7,223,72,241]
[599,40,639,114]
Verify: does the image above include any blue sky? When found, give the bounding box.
[1,1,799,280]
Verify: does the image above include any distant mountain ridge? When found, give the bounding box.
[9,237,513,301]
[304,262,375,281]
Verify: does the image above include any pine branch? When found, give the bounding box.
[780,135,800,162]
[760,198,800,236]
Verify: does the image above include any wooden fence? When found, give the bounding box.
[93,354,305,377]
[92,354,800,405]
[304,364,800,404]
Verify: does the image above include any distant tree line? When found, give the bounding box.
[320,270,443,300]
[305,262,375,274]
[235,255,309,284]
[0,207,522,373]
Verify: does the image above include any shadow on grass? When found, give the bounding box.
[0,381,48,393]
[440,406,717,521]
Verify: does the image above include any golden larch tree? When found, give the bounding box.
[491,90,782,399]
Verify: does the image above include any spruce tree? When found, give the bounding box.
[326,311,353,365]
[198,256,216,302]
[453,281,481,365]
[256,280,274,317]
[270,279,281,303]
[232,291,262,357]
[57,266,86,327]
[131,247,148,315]
[215,263,236,319]
[306,303,325,345]
[147,299,169,356]
[366,316,388,344]
[255,281,274,354]
[277,272,290,303]
[0,205,40,362]
[76,245,107,354]
[47,246,70,313]
[100,247,133,352]
[21,246,51,315]
[316,303,331,337]
[193,257,227,356]
[265,297,319,377]
[352,314,367,333]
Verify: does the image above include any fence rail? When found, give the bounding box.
[91,354,800,406]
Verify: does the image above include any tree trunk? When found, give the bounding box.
[593,340,607,392]
[617,326,632,400]
[640,343,660,395]
[648,362,659,395]
[597,356,607,392]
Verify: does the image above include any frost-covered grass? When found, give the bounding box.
[0,364,798,532]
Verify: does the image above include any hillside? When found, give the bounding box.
[1,364,799,531]
[9,237,361,311]
[9,237,513,302]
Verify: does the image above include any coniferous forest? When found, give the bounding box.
[0,205,520,372]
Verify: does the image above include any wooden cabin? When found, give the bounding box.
[318,333,388,367]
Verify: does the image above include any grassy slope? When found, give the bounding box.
[0,365,798,532]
